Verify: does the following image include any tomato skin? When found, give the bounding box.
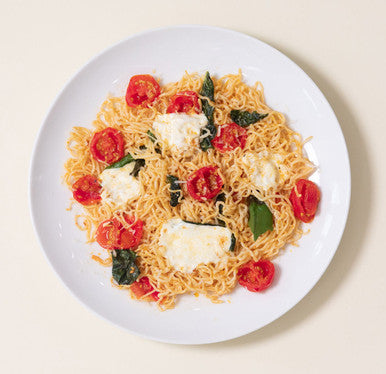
[72,175,101,205]
[166,91,200,114]
[186,166,224,202]
[211,123,248,153]
[238,260,275,292]
[130,277,159,301]
[90,127,125,164]
[119,216,143,249]
[289,179,320,223]
[125,74,161,107]
[95,215,143,250]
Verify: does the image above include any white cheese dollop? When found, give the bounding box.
[242,151,288,191]
[152,113,208,150]
[99,162,141,206]
[159,218,233,273]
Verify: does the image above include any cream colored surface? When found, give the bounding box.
[1,0,385,372]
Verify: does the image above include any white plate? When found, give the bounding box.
[29,25,350,344]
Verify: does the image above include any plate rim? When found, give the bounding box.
[29,24,351,344]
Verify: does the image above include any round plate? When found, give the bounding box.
[29,25,350,344]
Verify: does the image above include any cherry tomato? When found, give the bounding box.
[289,179,320,223]
[72,175,101,205]
[166,91,200,114]
[130,277,159,301]
[96,215,143,250]
[90,127,125,164]
[211,122,248,153]
[238,260,275,292]
[186,166,223,202]
[125,74,161,107]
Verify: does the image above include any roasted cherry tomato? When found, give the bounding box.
[125,74,161,107]
[72,175,101,205]
[90,127,125,164]
[289,179,320,223]
[96,215,143,250]
[167,91,200,114]
[238,260,275,292]
[186,165,223,202]
[211,122,248,153]
[130,276,159,301]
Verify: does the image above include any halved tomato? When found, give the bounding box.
[186,165,223,202]
[125,74,161,107]
[130,277,159,301]
[167,91,200,114]
[238,260,275,292]
[90,127,125,164]
[72,175,101,205]
[289,179,320,223]
[211,122,247,153]
[95,215,143,250]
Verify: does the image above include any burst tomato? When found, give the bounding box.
[238,260,275,292]
[96,215,143,250]
[90,127,125,164]
[289,179,320,223]
[72,175,101,205]
[211,122,248,153]
[166,91,200,114]
[186,165,223,202]
[125,74,161,107]
[130,276,159,301]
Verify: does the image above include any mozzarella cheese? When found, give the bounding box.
[99,163,140,206]
[152,113,208,150]
[159,218,233,273]
[242,151,288,190]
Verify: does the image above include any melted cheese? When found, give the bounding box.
[242,151,288,190]
[159,219,233,273]
[99,163,140,206]
[152,113,208,150]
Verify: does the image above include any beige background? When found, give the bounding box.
[1,0,385,372]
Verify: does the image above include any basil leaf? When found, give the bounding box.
[167,175,182,207]
[199,72,217,151]
[215,193,226,215]
[248,196,273,240]
[112,250,140,285]
[229,233,236,252]
[131,159,145,177]
[201,99,215,122]
[147,130,157,143]
[230,110,268,127]
[147,130,161,154]
[105,154,135,169]
[200,71,214,102]
[215,192,226,227]
[199,120,217,151]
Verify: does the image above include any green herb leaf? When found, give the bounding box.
[147,130,157,143]
[229,233,236,252]
[200,72,214,102]
[201,99,215,122]
[248,196,273,240]
[147,130,161,154]
[199,120,217,151]
[131,159,145,177]
[112,250,140,285]
[199,72,217,151]
[215,192,226,227]
[167,175,182,207]
[230,110,268,127]
[105,154,135,169]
